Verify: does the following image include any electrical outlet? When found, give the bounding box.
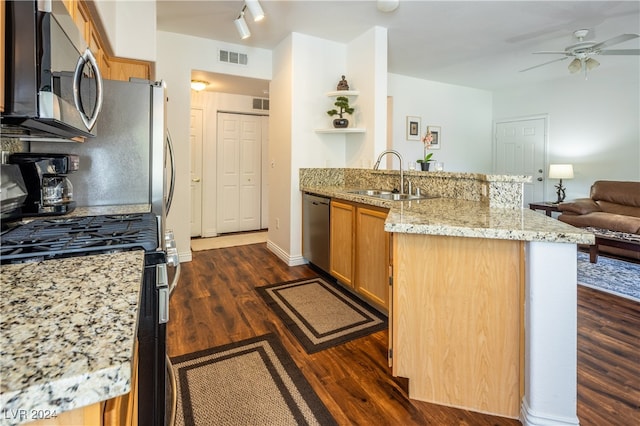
[275,218,280,229]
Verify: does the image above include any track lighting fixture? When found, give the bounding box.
[246,0,264,22]
[234,1,265,40]
[234,9,251,40]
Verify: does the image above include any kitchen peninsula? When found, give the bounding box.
[300,168,594,426]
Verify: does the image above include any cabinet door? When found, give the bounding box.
[330,200,355,287]
[355,206,390,310]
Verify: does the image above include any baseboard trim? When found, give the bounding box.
[266,240,308,266]
[520,398,579,426]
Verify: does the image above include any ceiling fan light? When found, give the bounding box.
[568,58,582,73]
[234,13,251,39]
[585,58,600,70]
[245,0,265,22]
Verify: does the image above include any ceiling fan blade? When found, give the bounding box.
[532,51,569,55]
[598,49,640,55]
[591,33,640,50]
[520,57,568,72]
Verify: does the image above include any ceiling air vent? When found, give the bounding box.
[252,99,269,111]
[219,49,248,65]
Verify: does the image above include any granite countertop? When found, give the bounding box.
[66,204,150,217]
[302,185,595,245]
[0,251,145,425]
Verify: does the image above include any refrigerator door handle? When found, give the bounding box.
[73,48,103,131]
[166,129,176,215]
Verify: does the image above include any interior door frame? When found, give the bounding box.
[492,114,549,203]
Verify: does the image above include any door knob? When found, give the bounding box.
[192,178,201,182]
[537,177,543,181]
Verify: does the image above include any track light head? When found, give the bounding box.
[246,0,265,22]
[234,11,251,39]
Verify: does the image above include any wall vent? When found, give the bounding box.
[219,49,248,65]
[252,98,269,111]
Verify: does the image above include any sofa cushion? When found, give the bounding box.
[559,211,640,234]
[596,200,640,218]
[590,180,640,207]
[558,198,602,215]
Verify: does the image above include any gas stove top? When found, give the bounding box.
[0,213,159,264]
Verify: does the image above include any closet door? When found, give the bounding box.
[217,113,262,233]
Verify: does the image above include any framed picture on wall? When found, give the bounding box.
[427,126,441,149]
[406,116,421,140]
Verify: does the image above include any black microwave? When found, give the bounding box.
[1,0,103,141]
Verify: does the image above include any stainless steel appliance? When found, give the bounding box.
[302,193,331,274]
[6,153,79,216]
[22,78,178,425]
[1,0,103,140]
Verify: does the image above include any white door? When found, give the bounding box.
[190,108,203,237]
[495,117,547,206]
[217,113,262,233]
[260,116,269,229]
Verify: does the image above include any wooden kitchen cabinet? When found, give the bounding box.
[330,199,390,311]
[330,200,355,287]
[355,205,390,310]
[63,0,151,82]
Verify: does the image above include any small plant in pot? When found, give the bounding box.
[417,153,434,171]
[417,130,435,170]
[327,96,354,128]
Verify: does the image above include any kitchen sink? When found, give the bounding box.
[348,189,393,196]
[347,189,435,201]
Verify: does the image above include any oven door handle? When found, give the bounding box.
[157,263,169,324]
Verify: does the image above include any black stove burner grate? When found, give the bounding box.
[1,213,159,264]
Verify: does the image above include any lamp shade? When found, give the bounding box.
[548,164,574,179]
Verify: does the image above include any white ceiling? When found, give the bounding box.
[157,0,640,97]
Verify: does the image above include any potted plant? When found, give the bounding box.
[417,131,435,170]
[417,152,434,171]
[327,96,354,128]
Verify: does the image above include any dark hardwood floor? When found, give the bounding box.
[167,243,640,425]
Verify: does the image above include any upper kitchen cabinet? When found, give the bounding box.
[1,0,5,112]
[62,0,151,82]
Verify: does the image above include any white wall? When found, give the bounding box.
[387,74,494,173]
[92,1,156,61]
[156,31,272,261]
[493,61,640,200]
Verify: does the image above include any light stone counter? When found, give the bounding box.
[300,185,594,245]
[67,204,150,217]
[0,251,145,425]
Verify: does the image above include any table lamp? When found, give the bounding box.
[549,164,574,203]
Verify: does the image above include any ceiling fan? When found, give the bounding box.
[520,29,640,77]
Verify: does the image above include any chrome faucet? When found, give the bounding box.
[373,149,405,194]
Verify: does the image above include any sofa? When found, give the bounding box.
[558,180,640,262]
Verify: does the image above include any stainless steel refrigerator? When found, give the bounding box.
[30,78,174,223]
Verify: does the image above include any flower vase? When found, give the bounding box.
[420,161,430,171]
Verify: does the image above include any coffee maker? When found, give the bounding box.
[7,153,80,216]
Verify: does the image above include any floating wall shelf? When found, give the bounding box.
[326,90,359,97]
[314,128,366,134]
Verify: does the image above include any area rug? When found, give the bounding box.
[257,277,388,354]
[577,252,640,302]
[171,333,337,426]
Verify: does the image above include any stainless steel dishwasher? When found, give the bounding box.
[302,192,331,274]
